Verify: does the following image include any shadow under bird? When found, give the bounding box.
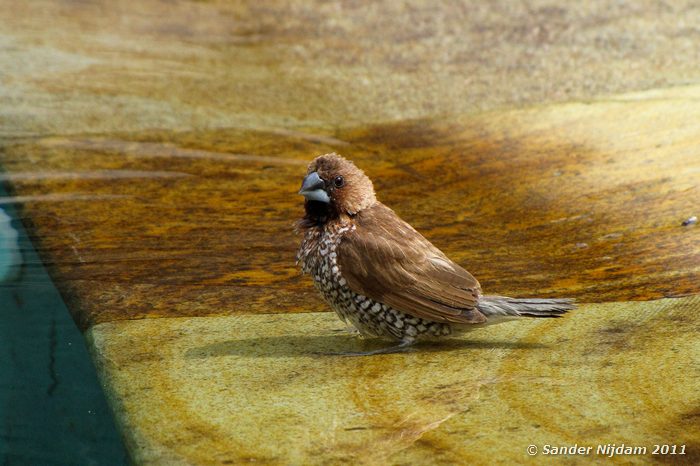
[296,153,574,355]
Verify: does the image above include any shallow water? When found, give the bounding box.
[0,183,127,465]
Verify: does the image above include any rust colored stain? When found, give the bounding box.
[1,97,698,330]
[1,0,699,331]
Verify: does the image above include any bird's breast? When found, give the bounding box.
[297,223,354,276]
[298,222,355,306]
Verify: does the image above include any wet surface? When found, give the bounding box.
[1,93,698,329]
[1,0,698,330]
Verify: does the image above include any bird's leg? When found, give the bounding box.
[318,338,416,357]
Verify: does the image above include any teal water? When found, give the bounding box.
[0,183,128,465]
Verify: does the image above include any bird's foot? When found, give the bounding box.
[314,339,416,357]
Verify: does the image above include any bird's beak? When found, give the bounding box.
[298,171,330,203]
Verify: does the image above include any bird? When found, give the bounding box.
[296,153,574,355]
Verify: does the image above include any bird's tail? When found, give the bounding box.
[477,296,575,320]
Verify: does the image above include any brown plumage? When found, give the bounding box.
[296,153,574,354]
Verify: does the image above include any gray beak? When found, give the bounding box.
[298,171,330,203]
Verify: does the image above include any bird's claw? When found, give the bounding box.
[311,341,416,357]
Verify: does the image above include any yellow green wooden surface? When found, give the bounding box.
[1,1,699,464]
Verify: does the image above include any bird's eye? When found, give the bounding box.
[333,175,345,188]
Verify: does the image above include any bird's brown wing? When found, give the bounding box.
[337,203,486,324]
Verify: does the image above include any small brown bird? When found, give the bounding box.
[296,153,574,355]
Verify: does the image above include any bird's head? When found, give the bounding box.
[298,153,377,220]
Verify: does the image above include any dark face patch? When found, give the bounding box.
[305,153,376,216]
